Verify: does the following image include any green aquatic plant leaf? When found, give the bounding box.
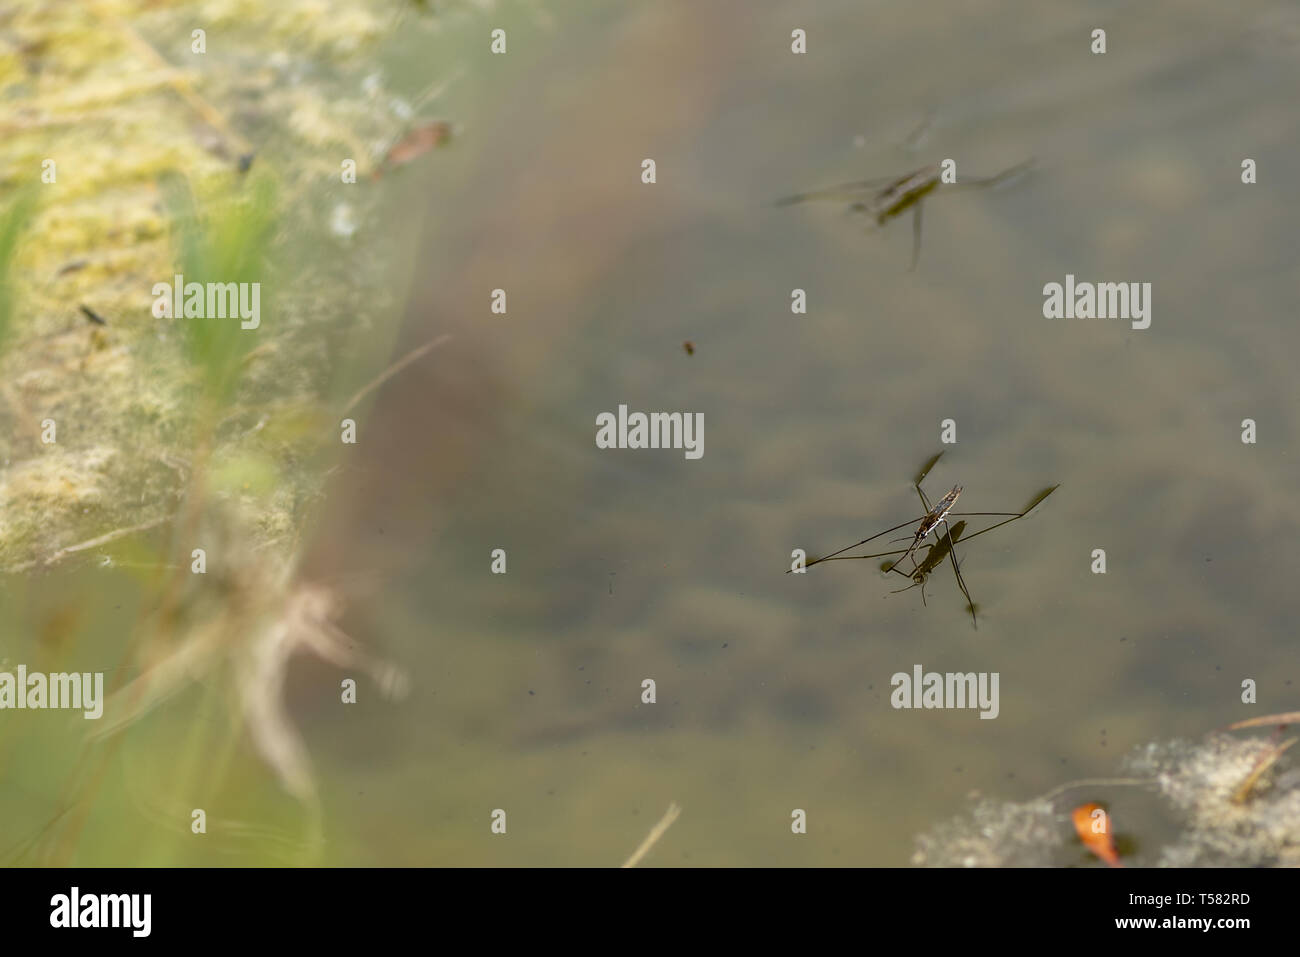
[158,171,279,408]
[0,186,39,355]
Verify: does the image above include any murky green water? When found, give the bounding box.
[8,0,1299,866]
[342,0,1298,866]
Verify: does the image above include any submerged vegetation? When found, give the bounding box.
[0,0,464,863]
[0,0,467,574]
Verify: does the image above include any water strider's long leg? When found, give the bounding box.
[941,487,1060,624]
[883,509,1024,561]
[946,493,1059,538]
[946,510,1025,524]
[871,501,1034,626]
[946,159,1035,192]
[938,489,1059,623]
[939,518,977,629]
[814,544,919,566]
[885,482,937,551]
[906,476,935,572]
[889,526,931,576]
[823,494,1053,572]
[884,518,975,626]
[890,576,928,605]
[887,535,950,604]
[887,476,938,575]
[801,461,950,576]
[810,505,1042,570]
[903,110,936,153]
[789,515,929,573]
[915,482,934,513]
[909,202,923,272]
[772,176,897,207]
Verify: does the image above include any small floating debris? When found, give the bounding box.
[373,120,452,179]
[1072,803,1123,867]
[78,304,107,325]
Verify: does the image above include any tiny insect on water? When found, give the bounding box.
[790,451,1058,628]
[775,159,1033,270]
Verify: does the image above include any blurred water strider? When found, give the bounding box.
[775,159,1032,270]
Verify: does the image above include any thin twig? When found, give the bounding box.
[46,517,167,563]
[621,802,681,868]
[1227,712,1300,731]
[341,334,452,415]
[1037,778,1152,804]
[3,516,167,573]
[1232,738,1296,804]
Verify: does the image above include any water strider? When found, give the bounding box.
[790,452,1058,628]
[775,160,1033,270]
[887,518,966,607]
[891,482,962,574]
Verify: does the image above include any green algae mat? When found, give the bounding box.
[0,0,463,863]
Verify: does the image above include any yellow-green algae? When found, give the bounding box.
[0,0,467,863]
[0,0,459,572]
